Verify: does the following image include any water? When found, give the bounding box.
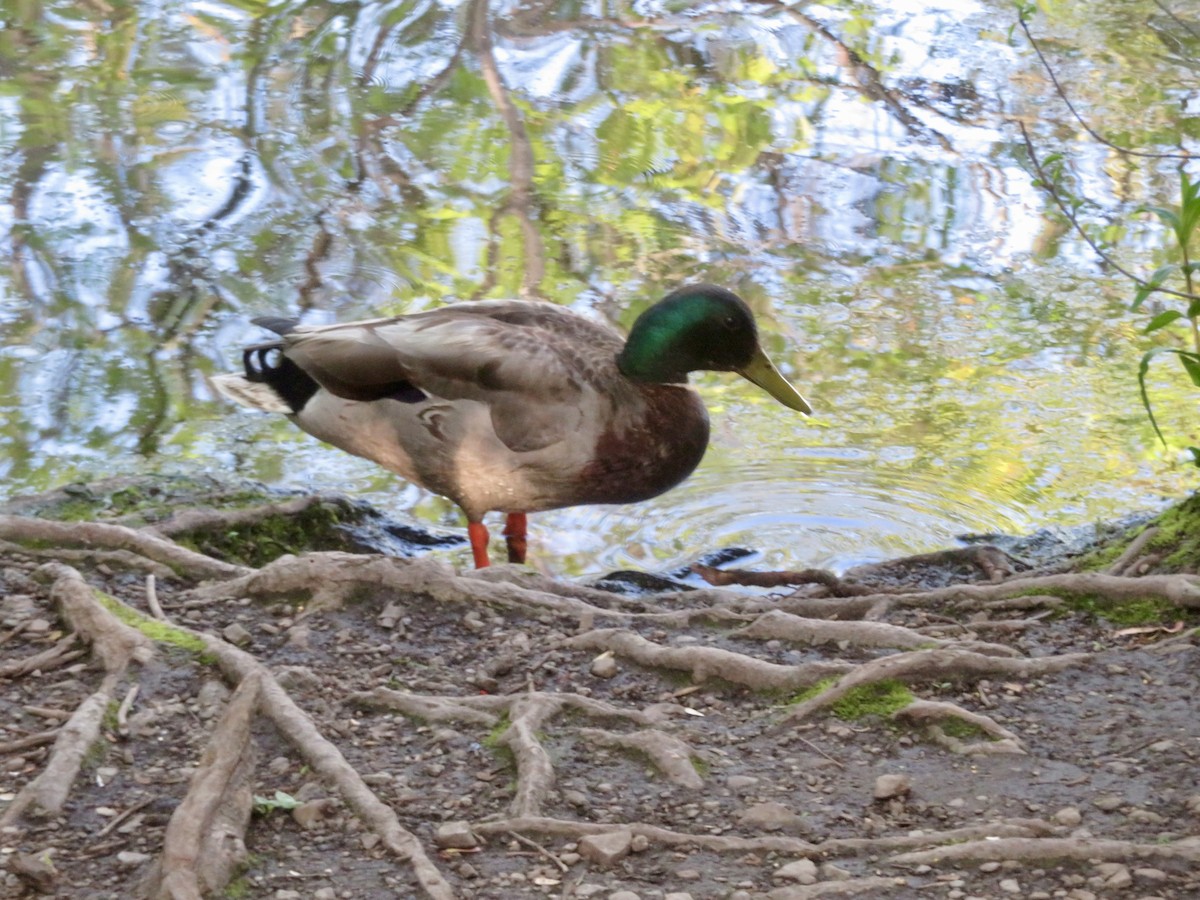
[1,0,1198,576]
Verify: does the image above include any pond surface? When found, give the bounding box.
[2,0,1199,576]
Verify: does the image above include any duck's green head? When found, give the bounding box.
[617,284,812,414]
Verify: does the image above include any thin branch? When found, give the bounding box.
[1018,16,1193,161]
[1153,0,1200,43]
[1019,122,1200,304]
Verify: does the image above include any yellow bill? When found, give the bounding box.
[737,346,812,414]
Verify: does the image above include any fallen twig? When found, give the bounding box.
[0,516,247,581]
[0,634,84,679]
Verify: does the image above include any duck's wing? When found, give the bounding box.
[276,302,622,453]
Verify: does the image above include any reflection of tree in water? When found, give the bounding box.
[2,0,1199,546]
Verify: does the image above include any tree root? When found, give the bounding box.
[766,877,908,899]
[501,694,559,817]
[182,552,631,620]
[854,571,1200,611]
[565,628,853,691]
[35,577,457,900]
[846,544,1019,583]
[0,728,61,755]
[44,562,155,671]
[347,688,509,726]
[747,570,1200,619]
[347,687,695,817]
[693,565,877,595]
[9,499,1200,898]
[888,835,1200,867]
[464,565,654,611]
[575,727,703,788]
[698,546,1019,595]
[0,517,247,581]
[1107,526,1159,576]
[892,699,1025,755]
[195,634,455,899]
[0,633,85,679]
[0,687,116,823]
[0,538,177,579]
[144,674,260,900]
[819,819,1057,854]
[474,815,819,854]
[147,494,353,538]
[348,687,674,728]
[732,609,1019,656]
[776,647,1089,727]
[2,564,154,823]
[475,816,1053,857]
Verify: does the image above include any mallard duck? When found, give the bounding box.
[211,284,811,567]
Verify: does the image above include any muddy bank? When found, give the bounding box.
[1,477,1198,899]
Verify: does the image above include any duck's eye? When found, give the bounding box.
[722,315,739,330]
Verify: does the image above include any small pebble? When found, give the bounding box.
[773,858,818,884]
[434,821,479,850]
[1053,806,1082,826]
[873,773,911,800]
[222,622,252,646]
[590,653,618,679]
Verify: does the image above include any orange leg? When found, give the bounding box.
[467,521,491,568]
[503,512,528,564]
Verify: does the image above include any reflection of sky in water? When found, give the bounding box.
[0,0,1197,577]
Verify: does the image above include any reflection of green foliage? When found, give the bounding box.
[2,0,1199,576]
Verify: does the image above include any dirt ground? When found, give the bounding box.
[1,478,1198,900]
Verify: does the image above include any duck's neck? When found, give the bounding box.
[616,347,688,384]
[616,301,700,383]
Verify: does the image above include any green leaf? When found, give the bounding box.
[1138,347,1200,447]
[1138,349,1167,447]
[1145,205,1181,233]
[1131,264,1177,311]
[252,790,299,814]
[1180,353,1200,387]
[1144,310,1184,333]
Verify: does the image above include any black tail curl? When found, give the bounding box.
[241,340,319,414]
[242,341,285,383]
